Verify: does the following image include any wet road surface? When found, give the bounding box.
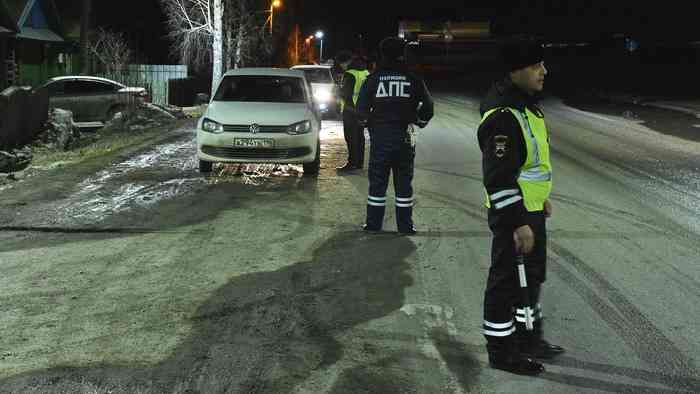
[0,94,699,393]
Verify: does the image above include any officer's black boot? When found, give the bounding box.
[516,320,565,359]
[396,203,416,235]
[486,335,544,376]
[396,201,415,234]
[364,204,385,232]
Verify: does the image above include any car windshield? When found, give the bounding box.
[299,68,333,83]
[214,76,306,103]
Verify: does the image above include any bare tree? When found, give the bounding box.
[224,0,273,68]
[160,0,225,96]
[80,0,92,73]
[86,27,133,76]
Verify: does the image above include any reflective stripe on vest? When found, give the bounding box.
[341,69,369,111]
[481,107,552,212]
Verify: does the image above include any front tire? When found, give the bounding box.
[199,159,213,173]
[303,140,321,176]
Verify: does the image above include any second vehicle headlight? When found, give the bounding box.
[313,88,332,103]
[288,120,311,135]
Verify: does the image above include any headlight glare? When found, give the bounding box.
[313,88,332,102]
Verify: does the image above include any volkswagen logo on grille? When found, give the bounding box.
[249,123,261,134]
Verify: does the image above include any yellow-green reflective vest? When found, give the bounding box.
[341,69,369,112]
[482,107,552,212]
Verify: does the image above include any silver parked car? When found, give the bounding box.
[41,76,149,123]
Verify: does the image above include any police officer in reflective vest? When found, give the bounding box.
[477,37,564,375]
[337,54,370,172]
[357,37,434,234]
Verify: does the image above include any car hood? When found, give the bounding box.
[206,101,312,125]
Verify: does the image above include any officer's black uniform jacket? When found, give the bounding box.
[478,78,546,231]
[356,61,434,141]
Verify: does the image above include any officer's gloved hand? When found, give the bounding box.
[416,120,429,129]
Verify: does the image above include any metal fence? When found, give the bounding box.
[94,64,188,105]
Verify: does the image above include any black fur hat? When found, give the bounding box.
[502,37,544,72]
[379,37,406,61]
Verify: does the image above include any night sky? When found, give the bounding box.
[82,0,697,64]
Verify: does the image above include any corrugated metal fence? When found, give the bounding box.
[94,65,188,105]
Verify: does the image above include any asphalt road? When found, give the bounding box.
[0,92,698,393]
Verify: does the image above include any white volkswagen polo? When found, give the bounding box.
[197,68,322,174]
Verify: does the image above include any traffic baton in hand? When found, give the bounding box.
[516,254,535,331]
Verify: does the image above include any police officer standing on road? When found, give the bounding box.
[337,52,370,172]
[478,37,564,375]
[356,37,434,234]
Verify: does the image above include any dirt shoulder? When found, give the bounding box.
[0,119,195,207]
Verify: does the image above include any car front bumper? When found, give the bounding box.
[197,130,318,164]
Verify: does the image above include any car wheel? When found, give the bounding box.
[199,159,213,173]
[107,104,126,121]
[303,140,321,176]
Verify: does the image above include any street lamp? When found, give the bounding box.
[315,30,324,63]
[264,0,282,34]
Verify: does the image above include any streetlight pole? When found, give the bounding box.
[265,0,281,34]
[315,30,324,63]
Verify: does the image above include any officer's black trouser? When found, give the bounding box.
[483,210,547,355]
[365,135,415,232]
[342,110,365,167]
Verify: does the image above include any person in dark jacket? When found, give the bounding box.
[356,37,434,234]
[337,53,370,172]
[477,37,564,376]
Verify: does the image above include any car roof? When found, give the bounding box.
[291,65,331,70]
[222,68,305,77]
[46,76,126,87]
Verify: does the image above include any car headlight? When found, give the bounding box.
[288,120,312,135]
[202,118,224,134]
[313,88,332,103]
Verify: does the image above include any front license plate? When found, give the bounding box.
[233,138,274,148]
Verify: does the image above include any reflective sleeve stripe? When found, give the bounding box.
[483,327,516,337]
[519,170,552,182]
[484,320,514,329]
[494,195,523,210]
[489,189,520,201]
[395,196,414,202]
[396,203,414,208]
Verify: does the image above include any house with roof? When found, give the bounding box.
[0,0,72,89]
